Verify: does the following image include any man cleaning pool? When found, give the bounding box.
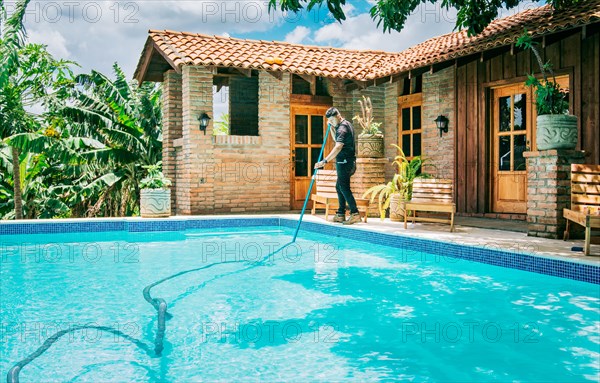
[314,107,361,225]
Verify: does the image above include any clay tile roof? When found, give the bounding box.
[137,31,395,82]
[134,1,600,83]
[378,1,600,79]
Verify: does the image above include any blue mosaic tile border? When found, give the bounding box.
[1,217,598,284]
[0,221,125,235]
[280,219,600,285]
[0,218,280,235]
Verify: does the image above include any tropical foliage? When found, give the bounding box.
[0,0,163,220]
[268,0,582,35]
[516,30,569,115]
[363,145,427,219]
[353,96,382,137]
[140,162,171,189]
[1,0,75,219]
[213,113,230,135]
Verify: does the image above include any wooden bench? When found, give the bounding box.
[310,169,369,222]
[402,178,456,232]
[563,164,600,256]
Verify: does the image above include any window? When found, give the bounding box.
[398,93,423,158]
[213,74,259,136]
[401,75,422,96]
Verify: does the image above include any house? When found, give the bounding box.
[134,1,600,238]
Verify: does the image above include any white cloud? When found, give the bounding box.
[285,26,311,44]
[26,27,70,58]
[19,0,291,78]
[14,0,543,82]
[314,4,458,53]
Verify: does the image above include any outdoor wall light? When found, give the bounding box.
[198,112,211,135]
[434,115,449,137]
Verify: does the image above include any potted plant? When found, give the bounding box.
[140,162,172,218]
[363,145,426,221]
[516,31,577,150]
[353,96,384,158]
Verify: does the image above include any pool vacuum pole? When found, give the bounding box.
[292,122,333,243]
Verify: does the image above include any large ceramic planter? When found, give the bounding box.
[140,188,171,218]
[389,193,407,222]
[536,114,578,150]
[357,134,384,158]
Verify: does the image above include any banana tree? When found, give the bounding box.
[60,63,162,216]
[1,0,74,219]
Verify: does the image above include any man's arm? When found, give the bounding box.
[315,142,343,169]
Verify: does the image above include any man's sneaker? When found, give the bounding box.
[343,213,362,225]
[332,214,345,223]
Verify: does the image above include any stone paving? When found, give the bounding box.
[293,213,600,265]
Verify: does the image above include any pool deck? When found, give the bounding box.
[1,213,598,265]
[296,213,600,265]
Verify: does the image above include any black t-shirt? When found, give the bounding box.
[335,119,356,163]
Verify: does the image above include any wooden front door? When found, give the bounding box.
[491,84,532,213]
[290,105,334,210]
[491,77,570,213]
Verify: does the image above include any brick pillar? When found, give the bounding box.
[352,158,389,217]
[162,70,182,214]
[524,150,586,238]
[180,66,215,215]
[422,67,455,181]
[383,82,399,180]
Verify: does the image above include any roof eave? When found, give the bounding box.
[133,35,180,84]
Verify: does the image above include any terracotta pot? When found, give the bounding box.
[140,188,171,218]
[357,134,384,158]
[536,114,578,150]
[389,193,407,222]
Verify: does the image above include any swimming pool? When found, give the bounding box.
[1,219,599,382]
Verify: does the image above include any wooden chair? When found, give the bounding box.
[563,164,600,256]
[310,169,369,222]
[402,178,456,232]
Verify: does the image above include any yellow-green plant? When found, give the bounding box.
[353,96,382,137]
[363,144,426,219]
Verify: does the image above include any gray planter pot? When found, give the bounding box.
[536,114,578,150]
[140,188,171,218]
[357,134,384,158]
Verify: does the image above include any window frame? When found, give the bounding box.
[397,93,423,159]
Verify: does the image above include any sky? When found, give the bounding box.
[7,0,542,117]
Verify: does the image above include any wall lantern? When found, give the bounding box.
[434,115,449,137]
[198,112,211,135]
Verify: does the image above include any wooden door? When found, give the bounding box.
[290,105,334,210]
[491,77,570,214]
[491,84,532,213]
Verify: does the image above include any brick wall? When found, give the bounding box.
[173,68,292,215]
[180,66,215,214]
[524,150,586,238]
[383,82,400,180]
[422,67,455,180]
[162,70,182,214]
[210,71,291,213]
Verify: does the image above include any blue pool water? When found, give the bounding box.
[1,225,599,382]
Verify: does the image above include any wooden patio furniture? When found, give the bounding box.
[402,178,456,232]
[310,169,369,222]
[563,164,600,256]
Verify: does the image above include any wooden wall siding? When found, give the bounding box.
[581,32,600,165]
[455,26,600,214]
